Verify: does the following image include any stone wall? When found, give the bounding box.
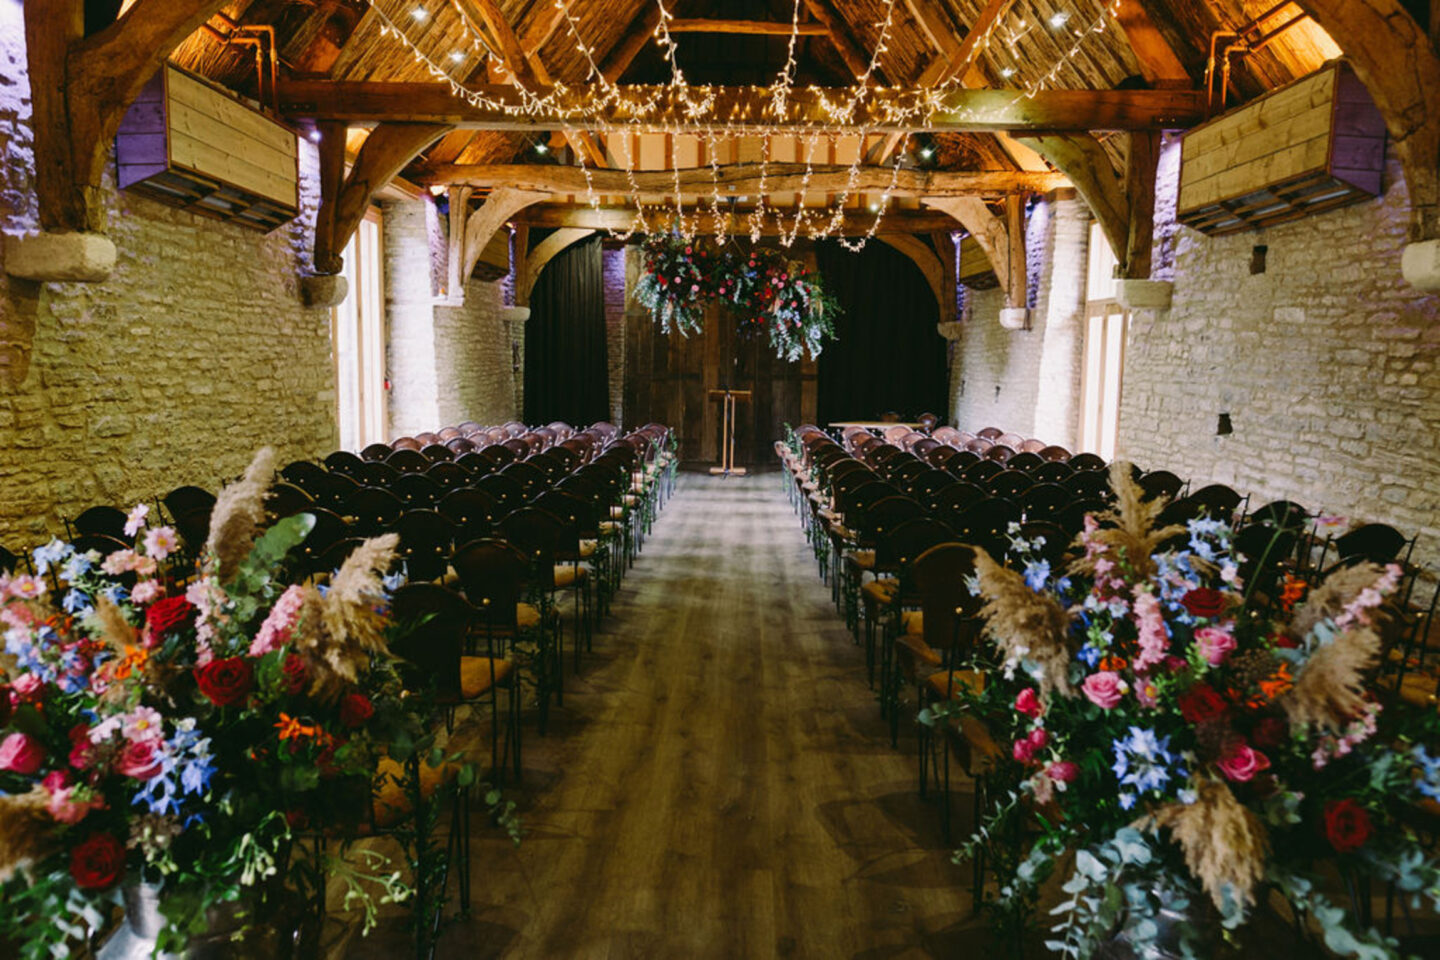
[948,195,1089,446]
[1116,156,1440,559]
[434,276,516,428]
[0,0,336,546]
[603,243,628,426]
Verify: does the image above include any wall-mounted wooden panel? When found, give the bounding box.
[1177,62,1385,236]
[117,65,299,233]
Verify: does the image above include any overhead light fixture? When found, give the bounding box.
[1000,66,1016,79]
[868,201,881,212]
[428,184,446,197]
[534,141,549,155]
[411,7,428,21]
[1049,11,1070,28]
[449,51,465,63]
[919,146,934,159]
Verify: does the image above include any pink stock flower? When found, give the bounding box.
[1081,671,1127,710]
[1014,688,1043,718]
[117,739,164,780]
[1218,742,1270,783]
[1132,591,1169,672]
[12,673,43,701]
[0,732,45,774]
[1195,627,1237,666]
[101,550,156,577]
[1013,738,1038,764]
[123,504,149,537]
[122,706,164,744]
[7,575,46,600]
[249,584,306,657]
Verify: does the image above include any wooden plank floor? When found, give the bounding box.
[355,472,979,959]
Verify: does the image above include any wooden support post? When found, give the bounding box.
[313,120,349,275]
[461,188,551,280]
[930,230,959,326]
[446,185,475,299]
[511,222,529,305]
[1005,194,1027,309]
[1123,131,1161,279]
[1018,133,1130,266]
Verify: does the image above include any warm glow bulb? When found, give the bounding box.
[411,7,428,21]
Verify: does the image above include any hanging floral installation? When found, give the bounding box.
[633,233,840,362]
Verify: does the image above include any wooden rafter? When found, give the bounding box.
[519,228,597,305]
[922,196,1023,308]
[26,0,232,232]
[277,81,1208,132]
[461,188,550,280]
[416,163,1069,196]
[1124,131,1161,279]
[315,122,453,273]
[801,0,883,83]
[1292,0,1440,241]
[1115,0,1193,88]
[599,3,664,84]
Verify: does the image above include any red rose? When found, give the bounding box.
[0,732,45,774]
[146,596,196,640]
[282,654,308,695]
[68,723,95,770]
[69,832,125,890]
[1178,684,1228,725]
[194,657,253,707]
[1323,798,1372,853]
[1180,588,1226,619]
[339,693,374,729]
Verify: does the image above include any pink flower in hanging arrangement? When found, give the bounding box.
[1217,741,1270,782]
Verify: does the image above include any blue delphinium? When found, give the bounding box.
[1112,727,1184,800]
[1077,643,1103,669]
[135,720,216,820]
[1187,518,1229,562]
[60,551,94,584]
[32,539,71,576]
[1414,745,1440,802]
[1024,558,1051,593]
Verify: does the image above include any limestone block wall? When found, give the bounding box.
[1116,156,1440,559]
[948,195,1089,446]
[603,243,628,427]
[434,277,516,428]
[0,0,336,545]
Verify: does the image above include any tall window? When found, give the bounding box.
[333,209,386,451]
[1079,221,1129,460]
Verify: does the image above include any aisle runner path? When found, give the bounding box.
[443,473,974,958]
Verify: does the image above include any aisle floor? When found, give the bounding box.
[368,472,978,958]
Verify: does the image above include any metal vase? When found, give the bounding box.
[96,882,310,960]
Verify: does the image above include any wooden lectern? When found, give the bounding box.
[708,388,751,477]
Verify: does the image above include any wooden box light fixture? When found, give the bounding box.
[1177,61,1386,237]
[116,64,300,233]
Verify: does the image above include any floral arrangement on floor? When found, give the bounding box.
[0,449,490,959]
[931,463,1440,959]
[633,233,839,362]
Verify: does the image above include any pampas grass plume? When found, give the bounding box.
[974,548,1074,697]
[204,447,276,582]
[1155,778,1269,910]
[0,788,54,883]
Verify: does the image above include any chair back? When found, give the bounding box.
[324,450,364,476]
[344,486,404,537]
[452,538,529,631]
[74,506,130,543]
[913,543,983,654]
[389,583,471,700]
[392,509,454,582]
[386,448,431,475]
[360,442,392,462]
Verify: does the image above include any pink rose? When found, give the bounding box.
[1012,738,1037,764]
[13,673,43,701]
[1046,760,1079,783]
[116,739,163,780]
[1195,627,1237,666]
[1027,727,1048,750]
[1218,742,1270,783]
[0,732,44,774]
[42,770,104,824]
[1082,671,1127,710]
[1015,688,1043,718]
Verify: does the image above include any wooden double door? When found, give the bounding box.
[623,303,817,466]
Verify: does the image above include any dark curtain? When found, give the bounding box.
[524,235,609,426]
[815,239,947,424]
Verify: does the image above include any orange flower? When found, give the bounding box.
[1280,576,1308,612]
[1099,656,1128,673]
[275,713,320,742]
[111,645,149,681]
[1258,663,1294,703]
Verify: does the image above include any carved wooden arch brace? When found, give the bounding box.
[460,188,552,282]
[1291,0,1440,242]
[313,122,453,275]
[922,196,1027,310]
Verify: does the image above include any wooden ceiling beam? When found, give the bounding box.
[513,203,961,235]
[599,4,664,84]
[277,81,1208,132]
[519,227,598,305]
[922,196,1022,307]
[462,188,550,279]
[469,0,544,88]
[667,19,829,36]
[1017,132,1130,267]
[416,162,1070,196]
[1115,0,1194,88]
[801,0,884,83]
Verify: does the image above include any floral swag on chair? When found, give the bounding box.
[633,233,840,363]
[927,462,1440,959]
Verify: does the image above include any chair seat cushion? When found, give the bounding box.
[896,633,943,668]
[860,577,896,603]
[623,494,640,506]
[459,656,515,698]
[610,505,626,519]
[554,564,587,588]
[598,520,622,535]
[579,538,598,558]
[372,755,457,829]
[517,601,541,630]
[845,549,876,570]
[901,610,923,636]
[925,669,985,701]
